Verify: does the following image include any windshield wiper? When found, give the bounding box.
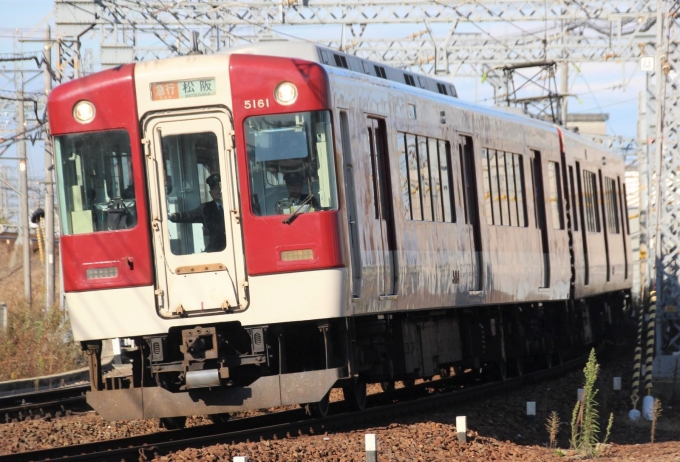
[281,194,314,224]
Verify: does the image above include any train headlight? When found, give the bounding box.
[73,100,96,124]
[274,82,298,106]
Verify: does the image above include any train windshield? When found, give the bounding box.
[244,111,338,216]
[54,130,137,235]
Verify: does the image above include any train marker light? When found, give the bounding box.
[274,82,298,105]
[280,249,314,262]
[73,100,96,124]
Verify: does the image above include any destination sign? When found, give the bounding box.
[151,78,216,101]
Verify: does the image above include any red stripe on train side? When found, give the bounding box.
[229,54,343,276]
[48,64,153,292]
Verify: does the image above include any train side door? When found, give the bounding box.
[144,112,246,317]
[340,111,362,298]
[530,150,550,288]
[458,136,483,291]
[367,117,397,297]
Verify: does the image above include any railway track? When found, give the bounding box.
[0,385,90,423]
[0,347,596,462]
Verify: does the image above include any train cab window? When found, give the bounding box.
[548,161,564,229]
[244,111,338,217]
[54,130,137,235]
[583,170,600,232]
[604,177,620,234]
[162,132,225,255]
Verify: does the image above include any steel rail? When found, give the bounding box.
[0,347,597,462]
[0,384,90,422]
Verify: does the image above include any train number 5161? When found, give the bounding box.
[244,99,270,109]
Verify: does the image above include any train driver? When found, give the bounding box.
[276,171,320,214]
[168,173,226,252]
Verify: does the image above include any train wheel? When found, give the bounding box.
[497,360,508,381]
[159,416,187,430]
[401,379,415,387]
[343,380,367,411]
[380,381,395,392]
[546,353,554,369]
[304,391,330,418]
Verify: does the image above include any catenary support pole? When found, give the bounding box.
[17,70,31,304]
[44,26,55,310]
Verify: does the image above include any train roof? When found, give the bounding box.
[224,40,458,100]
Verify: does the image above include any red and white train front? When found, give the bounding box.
[48,53,348,420]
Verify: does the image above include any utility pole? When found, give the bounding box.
[16,70,31,304]
[44,26,55,310]
[560,62,568,126]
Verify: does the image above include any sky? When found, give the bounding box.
[0,0,646,206]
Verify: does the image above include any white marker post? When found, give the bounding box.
[613,377,622,391]
[526,401,536,421]
[233,457,248,462]
[456,416,467,442]
[577,388,585,401]
[365,434,377,462]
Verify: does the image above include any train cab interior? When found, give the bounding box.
[54,130,138,235]
[245,110,338,217]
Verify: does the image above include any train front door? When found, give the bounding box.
[144,111,247,317]
[367,117,397,297]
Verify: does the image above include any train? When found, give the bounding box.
[47,41,632,427]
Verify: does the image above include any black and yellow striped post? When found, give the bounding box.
[644,291,657,396]
[630,305,644,410]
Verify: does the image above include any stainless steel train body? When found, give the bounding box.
[47,41,632,422]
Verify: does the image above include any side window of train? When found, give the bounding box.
[583,170,601,233]
[397,131,454,223]
[481,149,527,227]
[568,165,578,231]
[547,161,565,230]
[621,180,631,235]
[604,176,620,234]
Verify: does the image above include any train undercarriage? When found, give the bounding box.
[83,291,629,425]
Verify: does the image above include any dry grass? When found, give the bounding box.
[0,239,86,381]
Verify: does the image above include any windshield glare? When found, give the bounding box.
[245,111,338,216]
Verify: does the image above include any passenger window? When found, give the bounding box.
[569,165,578,231]
[513,154,527,227]
[604,177,620,234]
[583,170,600,232]
[397,133,411,219]
[418,136,433,221]
[428,138,442,222]
[406,134,422,220]
[498,152,511,226]
[548,161,564,230]
[481,149,493,225]
[439,140,455,223]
